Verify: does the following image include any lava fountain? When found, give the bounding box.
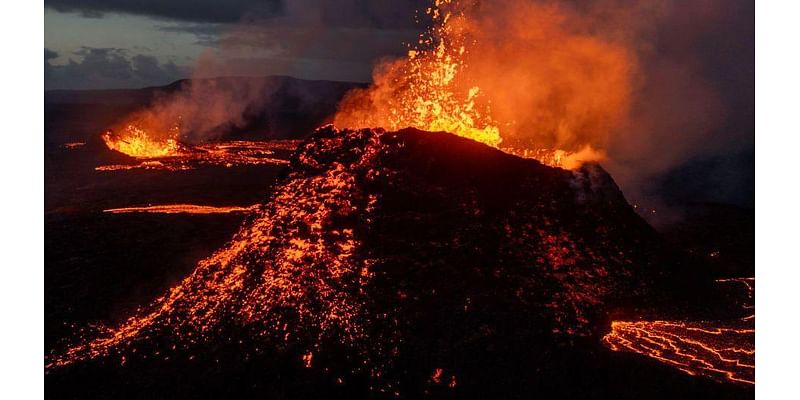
[334,0,501,149]
[102,118,184,159]
[333,0,626,169]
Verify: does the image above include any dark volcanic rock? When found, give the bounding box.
[49,126,715,399]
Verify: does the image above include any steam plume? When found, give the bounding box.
[335,0,752,209]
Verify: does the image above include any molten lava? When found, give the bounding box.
[333,0,615,169]
[103,204,258,215]
[96,139,296,171]
[603,278,755,385]
[102,124,183,159]
[335,1,501,149]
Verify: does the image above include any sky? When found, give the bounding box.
[44,0,427,90]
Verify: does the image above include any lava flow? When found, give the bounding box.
[103,204,258,215]
[49,127,381,372]
[603,278,755,385]
[97,136,296,171]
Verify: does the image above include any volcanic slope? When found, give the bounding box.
[49,126,713,397]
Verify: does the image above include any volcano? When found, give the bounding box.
[49,126,725,398]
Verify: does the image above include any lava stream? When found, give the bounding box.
[96,140,296,171]
[103,204,259,215]
[603,278,755,385]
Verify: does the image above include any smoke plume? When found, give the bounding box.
[335,0,753,211]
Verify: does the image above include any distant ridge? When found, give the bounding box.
[45,76,367,143]
[45,75,366,105]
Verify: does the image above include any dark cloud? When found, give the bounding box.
[158,23,224,47]
[46,1,429,83]
[126,1,427,84]
[45,48,59,61]
[45,0,426,27]
[45,0,282,23]
[45,47,188,90]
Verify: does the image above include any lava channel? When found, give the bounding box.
[96,140,297,172]
[103,204,259,215]
[603,278,755,385]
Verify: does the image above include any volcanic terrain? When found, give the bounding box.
[46,125,753,399]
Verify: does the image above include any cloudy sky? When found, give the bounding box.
[44,0,427,89]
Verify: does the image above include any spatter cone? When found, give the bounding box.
[49,125,699,394]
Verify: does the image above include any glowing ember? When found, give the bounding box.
[102,124,182,159]
[603,278,755,385]
[335,0,501,148]
[61,142,85,149]
[103,204,258,215]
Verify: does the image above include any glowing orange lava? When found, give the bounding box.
[603,278,755,385]
[501,146,606,170]
[102,124,182,158]
[334,0,601,169]
[47,131,379,370]
[95,140,296,171]
[335,0,500,148]
[103,204,258,215]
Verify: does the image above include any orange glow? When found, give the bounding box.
[334,0,633,169]
[603,320,754,385]
[102,124,182,159]
[431,368,443,384]
[502,146,607,170]
[95,140,296,171]
[603,278,755,385]
[334,0,501,148]
[103,204,258,215]
[47,134,376,370]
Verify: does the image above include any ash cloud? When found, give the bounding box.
[594,0,753,208]
[459,0,752,210]
[330,0,751,214]
[187,0,428,82]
